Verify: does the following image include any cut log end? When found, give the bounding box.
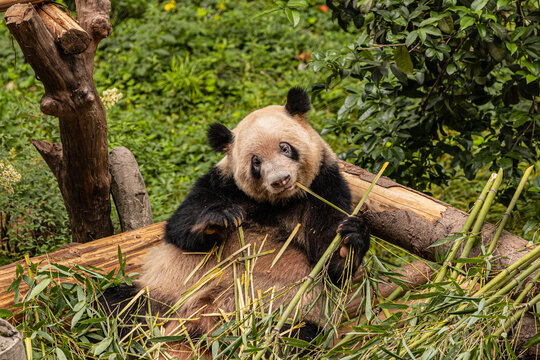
[37,3,91,54]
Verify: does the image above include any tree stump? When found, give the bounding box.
[0,319,25,360]
[4,2,114,242]
[110,146,153,232]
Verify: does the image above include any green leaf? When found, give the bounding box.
[460,16,475,29]
[471,0,489,11]
[497,0,510,8]
[506,42,518,54]
[287,0,308,8]
[71,307,85,329]
[55,347,68,360]
[378,302,409,310]
[394,46,414,74]
[428,233,466,248]
[149,336,186,342]
[438,16,454,34]
[0,309,13,318]
[92,337,113,356]
[422,26,442,37]
[27,278,51,300]
[284,8,301,27]
[406,31,418,47]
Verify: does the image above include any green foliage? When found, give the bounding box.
[307,0,539,193]
[0,0,353,262]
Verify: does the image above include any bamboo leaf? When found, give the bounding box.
[92,337,113,356]
[26,278,51,300]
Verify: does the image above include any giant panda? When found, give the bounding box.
[104,88,370,356]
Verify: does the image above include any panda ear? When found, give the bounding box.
[285,87,311,117]
[207,123,233,153]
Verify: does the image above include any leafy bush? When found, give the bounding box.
[307,0,539,194]
[0,151,70,266]
[268,0,539,239]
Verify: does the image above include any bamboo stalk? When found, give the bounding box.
[252,162,389,360]
[492,291,540,337]
[433,173,496,283]
[450,168,504,278]
[486,165,534,255]
[0,0,47,12]
[514,264,540,305]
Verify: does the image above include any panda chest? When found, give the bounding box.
[240,200,307,243]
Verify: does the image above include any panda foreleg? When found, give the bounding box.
[337,214,371,268]
[165,168,245,252]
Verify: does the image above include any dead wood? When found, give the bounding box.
[109,146,154,232]
[5,1,113,242]
[36,3,90,54]
[339,161,535,273]
[0,0,46,12]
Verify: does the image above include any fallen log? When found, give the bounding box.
[0,162,534,309]
[339,161,534,271]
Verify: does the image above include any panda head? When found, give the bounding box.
[207,87,336,204]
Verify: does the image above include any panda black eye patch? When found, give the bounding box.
[279,142,298,161]
[251,155,261,178]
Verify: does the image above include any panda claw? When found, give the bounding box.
[337,215,370,263]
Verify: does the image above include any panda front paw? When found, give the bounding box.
[192,204,245,236]
[337,215,371,264]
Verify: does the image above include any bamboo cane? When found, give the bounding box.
[450,168,504,278]
[433,173,496,283]
[252,162,389,360]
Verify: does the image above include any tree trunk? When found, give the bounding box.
[4,2,113,242]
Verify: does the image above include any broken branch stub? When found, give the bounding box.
[37,3,90,54]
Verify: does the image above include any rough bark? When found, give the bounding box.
[0,319,25,360]
[109,146,154,232]
[36,3,90,54]
[5,2,113,242]
[0,0,46,12]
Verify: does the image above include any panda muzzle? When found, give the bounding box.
[270,174,292,189]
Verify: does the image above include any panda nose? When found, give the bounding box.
[271,175,291,188]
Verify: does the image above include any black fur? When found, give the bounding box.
[284,87,311,116]
[165,160,370,284]
[98,284,147,336]
[207,123,233,152]
[165,166,247,251]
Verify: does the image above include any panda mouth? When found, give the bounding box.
[284,183,296,192]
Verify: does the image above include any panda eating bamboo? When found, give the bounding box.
[104,87,370,349]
